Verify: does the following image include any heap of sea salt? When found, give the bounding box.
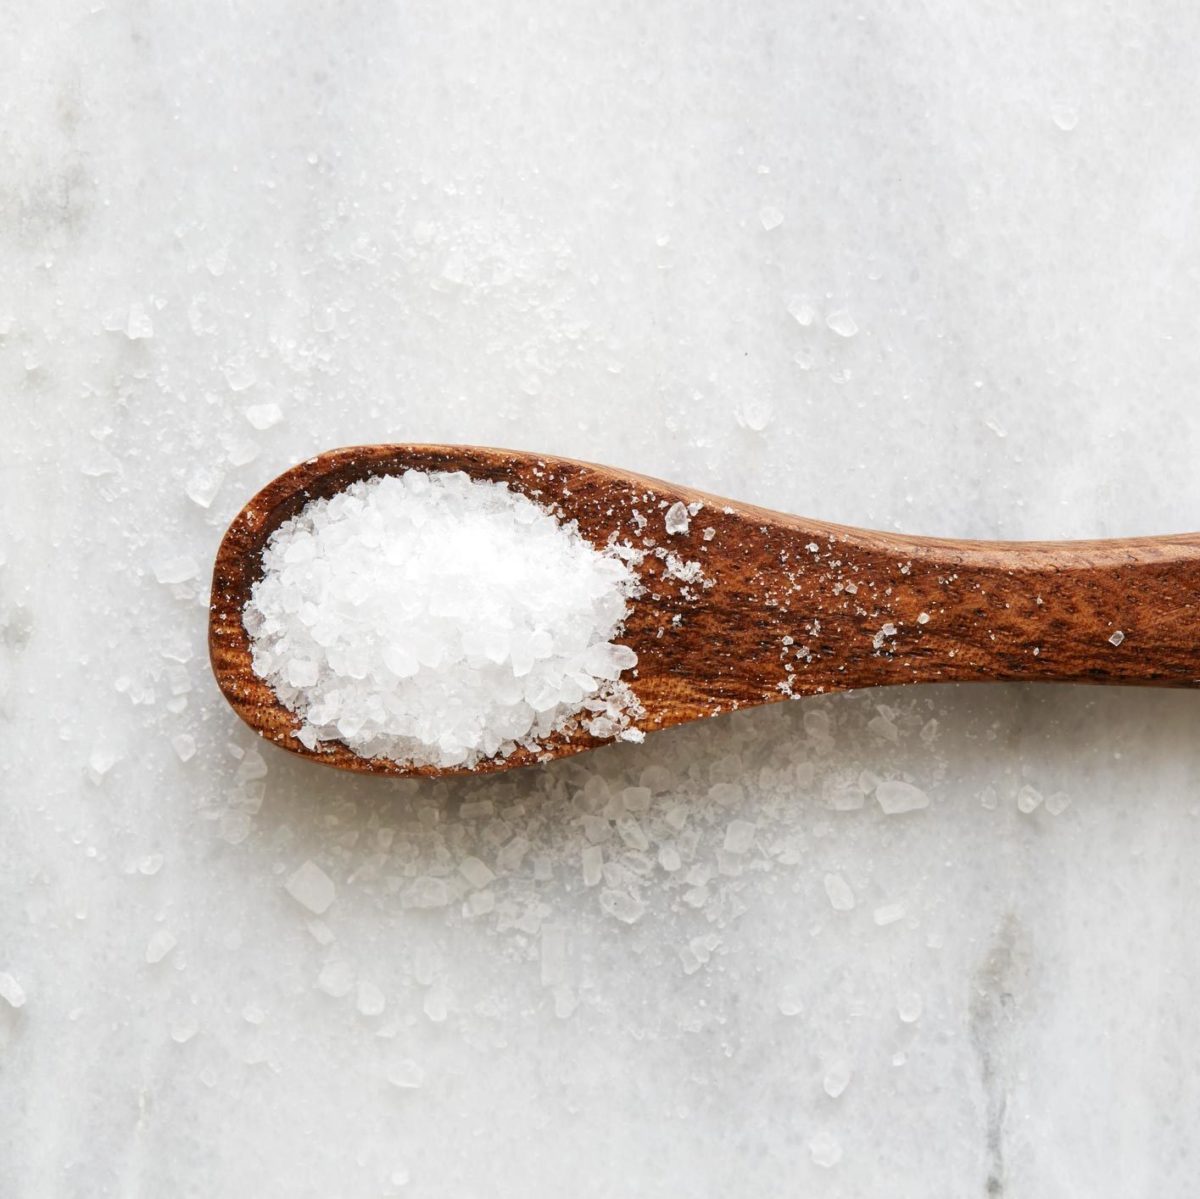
[244,470,643,768]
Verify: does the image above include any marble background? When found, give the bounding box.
[5,2,1200,1195]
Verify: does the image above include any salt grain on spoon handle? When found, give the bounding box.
[210,445,1200,778]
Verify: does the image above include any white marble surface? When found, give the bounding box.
[5,2,1200,1195]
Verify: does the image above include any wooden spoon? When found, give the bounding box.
[209,444,1200,778]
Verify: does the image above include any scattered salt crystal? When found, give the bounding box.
[226,438,259,467]
[1051,102,1080,132]
[307,920,335,945]
[171,734,196,763]
[356,981,387,1016]
[868,713,899,743]
[870,622,897,653]
[581,845,604,887]
[234,748,268,784]
[1108,630,1125,646]
[710,782,744,807]
[388,1059,425,1089]
[622,785,651,812]
[245,471,641,769]
[185,464,224,509]
[458,856,495,890]
[218,810,253,844]
[0,972,26,1008]
[823,873,855,911]
[86,746,121,782]
[224,361,258,392]
[244,402,281,429]
[735,399,773,431]
[664,502,690,535]
[917,611,930,624]
[599,890,645,924]
[125,303,154,340]
[285,860,336,914]
[657,843,682,872]
[206,243,229,276]
[1017,785,1044,814]
[723,820,756,855]
[680,935,720,975]
[423,985,449,1022]
[664,804,689,831]
[145,929,177,964]
[153,555,199,585]
[875,779,930,815]
[897,991,923,1023]
[786,297,815,326]
[1046,791,1072,816]
[778,989,803,1017]
[809,1131,842,1168]
[317,960,355,997]
[826,310,858,338]
[80,446,120,477]
[464,891,495,917]
[495,837,529,874]
[138,853,164,876]
[823,1061,851,1098]
[169,1014,198,1043]
[873,902,906,926]
[616,816,649,851]
[759,206,784,230]
[404,877,450,909]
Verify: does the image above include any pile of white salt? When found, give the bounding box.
[244,470,643,768]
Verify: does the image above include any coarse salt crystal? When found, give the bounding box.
[664,502,690,535]
[245,471,642,769]
[0,972,26,1008]
[388,1059,425,1089]
[317,960,355,997]
[823,1061,851,1098]
[171,734,196,763]
[875,779,930,815]
[826,310,858,338]
[145,929,177,964]
[823,872,855,911]
[285,860,336,914]
[154,555,199,585]
[356,981,387,1016]
[245,402,281,429]
[809,1131,842,1168]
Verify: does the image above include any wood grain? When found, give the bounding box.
[209,444,1200,777]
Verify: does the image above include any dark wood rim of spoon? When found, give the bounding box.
[210,444,1200,778]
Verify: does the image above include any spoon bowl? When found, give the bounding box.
[210,444,1200,777]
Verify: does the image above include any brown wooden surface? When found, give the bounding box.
[209,444,1200,777]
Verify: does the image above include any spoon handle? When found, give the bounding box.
[695,518,1200,704]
